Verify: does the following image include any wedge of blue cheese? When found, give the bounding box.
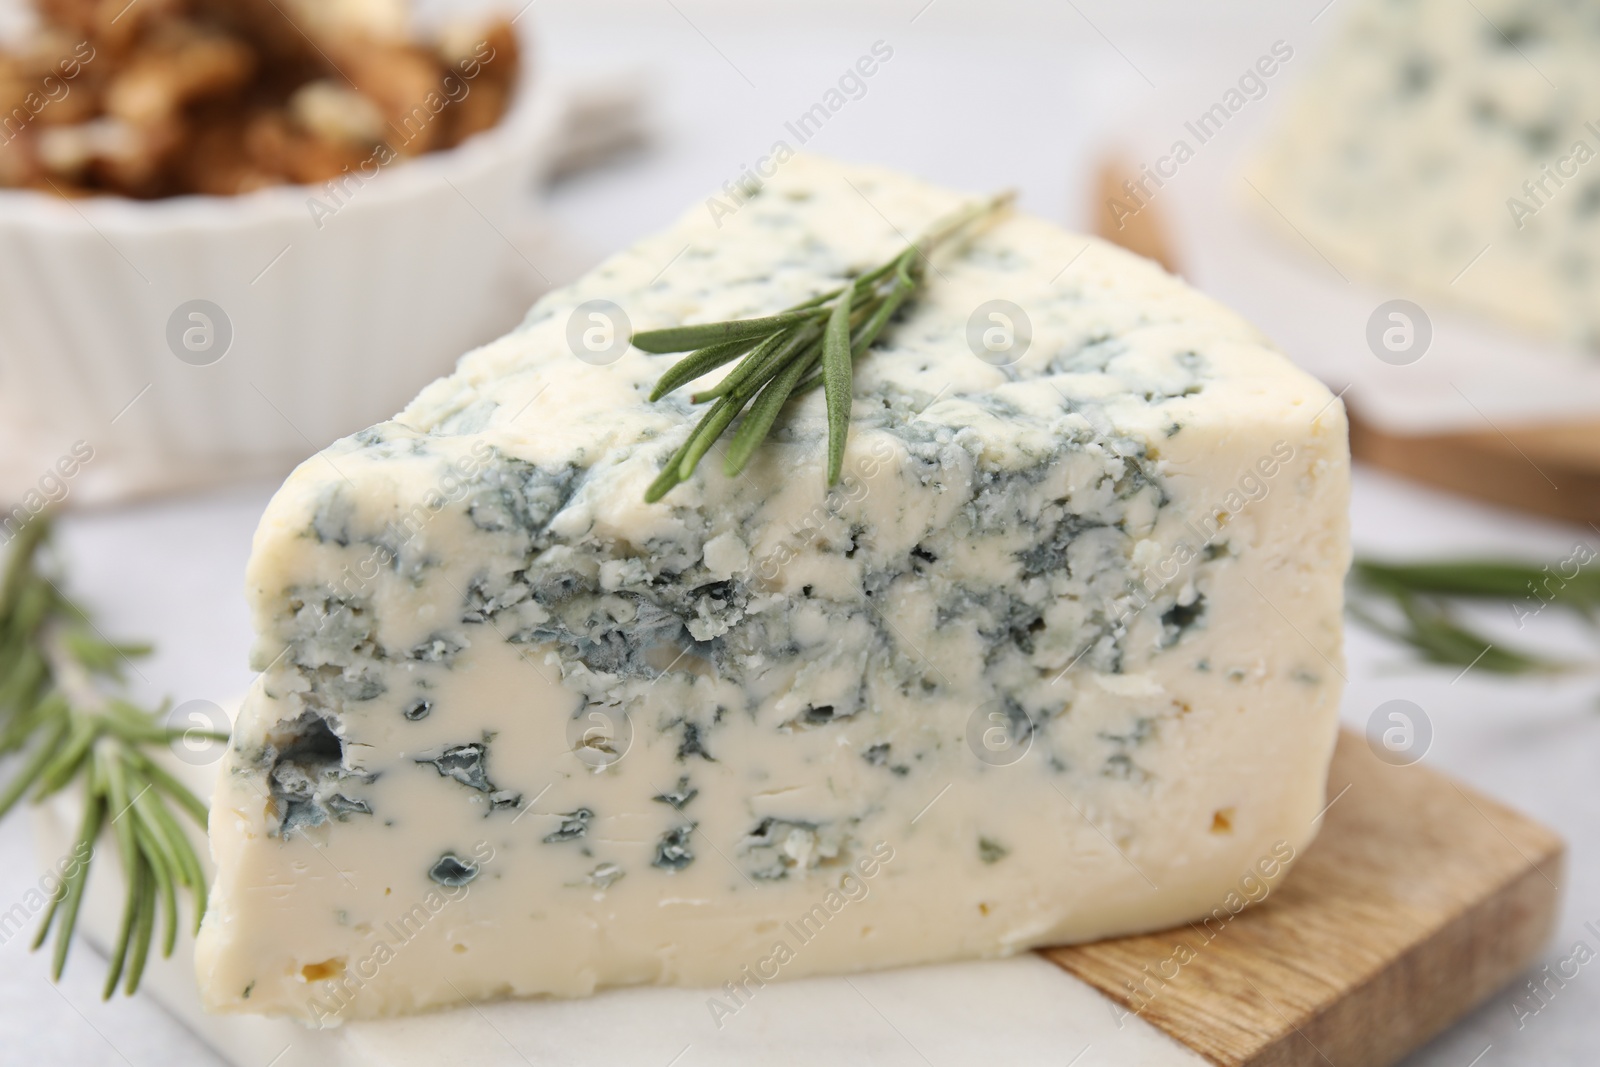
[196,155,1350,1023]
[1249,0,1600,347]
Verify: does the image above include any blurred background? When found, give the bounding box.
[2,0,1598,1063]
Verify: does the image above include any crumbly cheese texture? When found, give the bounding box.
[1249,0,1600,348]
[196,155,1350,1023]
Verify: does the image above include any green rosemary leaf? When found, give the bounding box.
[842,292,885,349]
[35,714,97,796]
[851,255,916,357]
[2,519,216,993]
[125,850,156,996]
[130,789,184,894]
[132,811,179,958]
[0,654,48,740]
[647,337,758,402]
[44,790,102,978]
[638,191,1015,501]
[135,750,211,922]
[132,750,210,829]
[787,256,913,404]
[1354,558,1600,606]
[102,866,136,999]
[101,746,139,998]
[821,283,856,486]
[0,518,48,618]
[692,322,820,404]
[724,344,825,477]
[138,781,203,897]
[734,334,824,405]
[10,579,53,646]
[789,260,900,311]
[645,408,715,502]
[685,338,774,405]
[106,699,186,745]
[0,644,22,700]
[678,395,748,481]
[64,631,134,675]
[1349,558,1577,674]
[155,839,180,957]
[0,714,66,819]
[632,309,825,354]
[1398,596,1561,673]
[686,330,791,404]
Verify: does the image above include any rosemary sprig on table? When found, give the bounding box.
[0,518,221,997]
[634,191,1016,502]
[1348,557,1598,674]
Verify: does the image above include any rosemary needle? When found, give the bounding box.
[635,190,1016,502]
[0,517,220,997]
[1348,556,1593,674]
[820,279,855,486]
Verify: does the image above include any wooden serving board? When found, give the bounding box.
[1043,730,1565,1067]
[1346,408,1600,527]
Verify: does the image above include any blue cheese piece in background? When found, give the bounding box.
[1248,0,1600,348]
[195,155,1350,1023]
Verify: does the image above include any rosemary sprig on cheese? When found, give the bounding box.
[634,191,1015,502]
[0,518,221,997]
[1349,557,1597,674]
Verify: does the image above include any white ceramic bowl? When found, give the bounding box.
[0,35,564,505]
